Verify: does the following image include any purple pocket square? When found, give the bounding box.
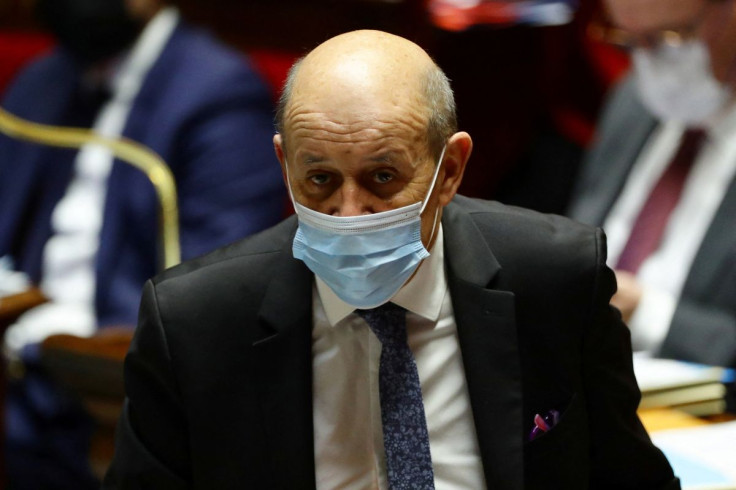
[528,409,560,441]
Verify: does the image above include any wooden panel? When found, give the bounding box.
[40,329,133,481]
[0,287,47,488]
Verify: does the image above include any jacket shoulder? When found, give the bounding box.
[152,216,297,288]
[452,195,599,245]
[1,49,79,117]
[448,195,607,286]
[160,24,270,96]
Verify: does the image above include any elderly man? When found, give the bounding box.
[568,0,736,367]
[104,30,678,489]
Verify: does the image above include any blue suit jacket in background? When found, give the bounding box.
[0,21,286,490]
[0,21,286,328]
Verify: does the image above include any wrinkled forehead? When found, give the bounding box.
[283,99,431,163]
[283,57,431,151]
[604,0,708,32]
[286,81,429,130]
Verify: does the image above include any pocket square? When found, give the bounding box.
[528,409,560,441]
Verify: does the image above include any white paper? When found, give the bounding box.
[634,353,727,392]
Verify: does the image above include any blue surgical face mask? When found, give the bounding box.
[287,146,446,308]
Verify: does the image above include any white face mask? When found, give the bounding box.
[632,40,732,126]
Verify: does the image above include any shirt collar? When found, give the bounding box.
[316,224,447,326]
[660,99,736,146]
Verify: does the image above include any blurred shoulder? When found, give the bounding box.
[450,194,597,240]
[165,22,267,89]
[1,49,78,110]
[446,195,605,277]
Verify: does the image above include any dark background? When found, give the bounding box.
[0,0,630,213]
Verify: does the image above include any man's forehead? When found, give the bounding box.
[290,55,427,106]
[285,32,431,113]
[284,109,429,156]
[283,74,430,143]
[285,88,426,123]
[278,30,438,157]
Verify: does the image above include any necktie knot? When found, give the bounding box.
[356,303,407,345]
[675,129,707,168]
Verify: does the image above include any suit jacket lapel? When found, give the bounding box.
[252,231,317,489]
[443,203,524,490]
[569,76,657,226]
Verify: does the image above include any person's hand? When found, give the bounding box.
[611,270,643,324]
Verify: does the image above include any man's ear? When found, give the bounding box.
[437,131,472,206]
[273,133,288,186]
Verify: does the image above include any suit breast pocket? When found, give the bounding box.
[524,393,590,489]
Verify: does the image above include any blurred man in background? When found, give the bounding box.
[0,0,285,487]
[568,0,736,367]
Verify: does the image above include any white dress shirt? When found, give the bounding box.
[311,225,487,490]
[3,8,179,355]
[603,103,736,353]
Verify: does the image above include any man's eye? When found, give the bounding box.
[373,171,394,183]
[309,174,331,185]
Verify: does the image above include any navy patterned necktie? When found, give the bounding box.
[356,303,435,489]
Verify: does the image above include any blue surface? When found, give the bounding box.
[664,450,732,487]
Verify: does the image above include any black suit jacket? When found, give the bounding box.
[568,76,736,368]
[104,196,679,489]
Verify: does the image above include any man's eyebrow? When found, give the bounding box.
[369,153,395,164]
[302,154,325,164]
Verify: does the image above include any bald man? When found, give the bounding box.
[104,31,679,489]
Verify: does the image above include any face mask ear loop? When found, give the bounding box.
[426,205,440,250]
[422,145,447,250]
[283,157,300,214]
[420,144,448,215]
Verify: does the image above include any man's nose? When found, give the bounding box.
[332,182,373,217]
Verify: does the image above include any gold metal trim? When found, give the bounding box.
[0,106,180,269]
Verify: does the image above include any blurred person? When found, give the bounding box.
[104,29,678,490]
[568,0,736,367]
[0,0,285,487]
